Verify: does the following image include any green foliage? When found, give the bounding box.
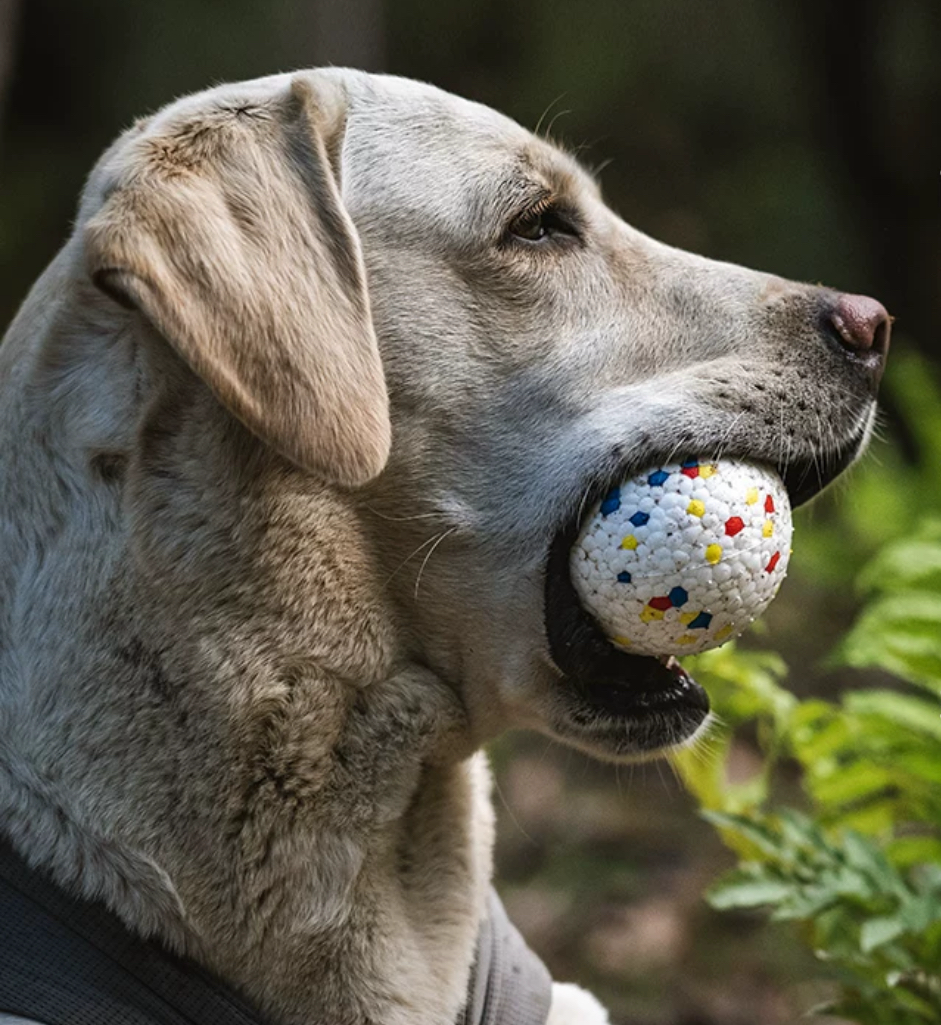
[837,518,941,695]
[791,347,941,592]
[702,811,941,1024]
[673,515,941,1023]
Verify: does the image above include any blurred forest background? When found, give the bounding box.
[1,2,939,1023]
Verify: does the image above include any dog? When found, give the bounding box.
[0,68,889,1025]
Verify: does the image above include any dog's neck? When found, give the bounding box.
[0,281,493,1024]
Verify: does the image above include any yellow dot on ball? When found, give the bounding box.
[700,464,717,478]
[705,543,723,564]
[679,611,698,625]
[621,534,638,550]
[640,605,664,622]
[715,624,734,640]
[613,636,632,647]
[763,519,774,537]
[746,487,759,504]
[687,499,705,517]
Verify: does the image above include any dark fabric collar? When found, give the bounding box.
[0,838,270,1025]
[0,839,551,1025]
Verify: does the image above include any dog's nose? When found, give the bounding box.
[828,294,892,358]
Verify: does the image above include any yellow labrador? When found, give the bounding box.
[0,69,889,1024]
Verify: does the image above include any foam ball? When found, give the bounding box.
[570,458,792,657]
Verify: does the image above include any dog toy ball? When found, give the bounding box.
[570,458,792,657]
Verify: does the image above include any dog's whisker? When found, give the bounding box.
[382,531,450,588]
[809,413,825,489]
[413,527,457,600]
[653,757,674,798]
[717,411,747,454]
[543,107,573,143]
[588,156,615,180]
[683,732,722,768]
[663,437,686,468]
[492,774,537,846]
[575,485,593,527]
[533,92,567,138]
[663,755,685,788]
[776,406,786,469]
[363,506,442,523]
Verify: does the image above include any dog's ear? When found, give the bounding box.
[84,77,389,487]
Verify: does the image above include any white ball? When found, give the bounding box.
[570,458,792,657]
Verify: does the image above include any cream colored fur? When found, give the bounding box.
[0,68,877,1024]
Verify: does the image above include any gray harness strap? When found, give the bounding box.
[0,840,551,1025]
[460,890,553,1025]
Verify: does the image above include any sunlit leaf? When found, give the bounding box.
[701,811,781,859]
[706,871,795,910]
[860,916,907,953]
[887,836,941,870]
[899,893,941,934]
[844,691,941,741]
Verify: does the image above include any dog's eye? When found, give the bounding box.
[507,203,577,245]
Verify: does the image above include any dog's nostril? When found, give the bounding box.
[871,315,891,357]
[827,294,892,357]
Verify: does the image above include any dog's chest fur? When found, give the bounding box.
[0,318,491,1024]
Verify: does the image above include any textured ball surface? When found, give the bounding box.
[570,458,792,656]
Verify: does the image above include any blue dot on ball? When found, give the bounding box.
[668,586,689,607]
[629,511,650,527]
[647,469,669,487]
[689,611,713,630]
[617,571,632,584]
[600,487,621,516]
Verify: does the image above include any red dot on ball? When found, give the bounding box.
[725,516,744,536]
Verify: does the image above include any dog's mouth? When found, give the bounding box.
[542,428,869,757]
[544,504,712,757]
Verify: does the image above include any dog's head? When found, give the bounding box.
[73,69,888,764]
